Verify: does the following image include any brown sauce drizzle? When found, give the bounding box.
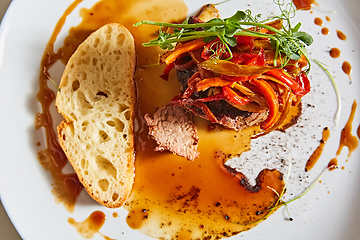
[336,30,347,41]
[314,17,323,26]
[342,61,352,80]
[35,0,84,212]
[305,127,330,172]
[321,27,329,35]
[328,158,338,171]
[68,211,114,240]
[292,0,317,10]
[336,100,359,158]
[329,47,341,58]
[357,124,360,139]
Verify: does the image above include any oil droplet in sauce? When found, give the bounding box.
[336,30,347,41]
[314,17,323,26]
[305,127,330,172]
[326,16,331,21]
[68,211,113,239]
[292,0,317,10]
[336,100,359,158]
[321,27,329,35]
[35,0,84,212]
[329,47,341,58]
[342,61,352,80]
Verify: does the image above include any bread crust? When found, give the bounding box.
[55,23,136,208]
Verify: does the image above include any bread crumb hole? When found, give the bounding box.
[99,130,110,142]
[80,159,86,169]
[106,66,112,72]
[106,120,115,127]
[98,179,109,192]
[124,110,131,121]
[92,58,98,66]
[117,33,125,47]
[112,193,119,202]
[93,37,101,47]
[81,72,87,80]
[103,42,110,53]
[70,113,78,122]
[82,120,89,126]
[95,155,117,179]
[113,118,124,132]
[72,80,80,91]
[84,170,89,175]
[86,144,91,151]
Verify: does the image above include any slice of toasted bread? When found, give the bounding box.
[55,23,136,208]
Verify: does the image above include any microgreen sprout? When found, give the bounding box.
[43,67,60,92]
[313,59,341,129]
[133,0,313,74]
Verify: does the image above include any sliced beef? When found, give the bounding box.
[144,105,199,161]
[175,64,268,131]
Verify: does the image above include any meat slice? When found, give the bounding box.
[144,105,199,161]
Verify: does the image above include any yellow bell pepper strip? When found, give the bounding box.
[250,79,279,131]
[195,77,235,92]
[165,39,207,65]
[222,86,252,105]
[199,59,273,76]
[160,62,175,81]
[265,69,308,96]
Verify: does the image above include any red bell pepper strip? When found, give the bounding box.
[165,39,207,65]
[244,47,265,66]
[230,52,257,64]
[182,72,202,98]
[295,71,310,96]
[201,39,228,60]
[160,62,175,81]
[222,86,252,105]
[195,77,234,92]
[196,91,226,102]
[250,79,279,131]
[235,35,254,50]
[265,69,308,96]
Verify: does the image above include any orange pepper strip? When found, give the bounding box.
[222,86,252,105]
[165,39,207,65]
[250,79,279,131]
[195,77,235,92]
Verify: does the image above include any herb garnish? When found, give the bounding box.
[134,0,313,73]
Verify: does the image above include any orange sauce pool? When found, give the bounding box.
[342,61,352,80]
[314,17,323,26]
[329,48,341,58]
[35,0,285,239]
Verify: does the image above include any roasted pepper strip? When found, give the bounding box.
[265,69,307,96]
[222,86,252,105]
[195,77,235,92]
[295,71,310,96]
[165,39,207,65]
[250,79,279,131]
[160,62,175,81]
[199,59,273,76]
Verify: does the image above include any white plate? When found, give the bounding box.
[0,0,359,239]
